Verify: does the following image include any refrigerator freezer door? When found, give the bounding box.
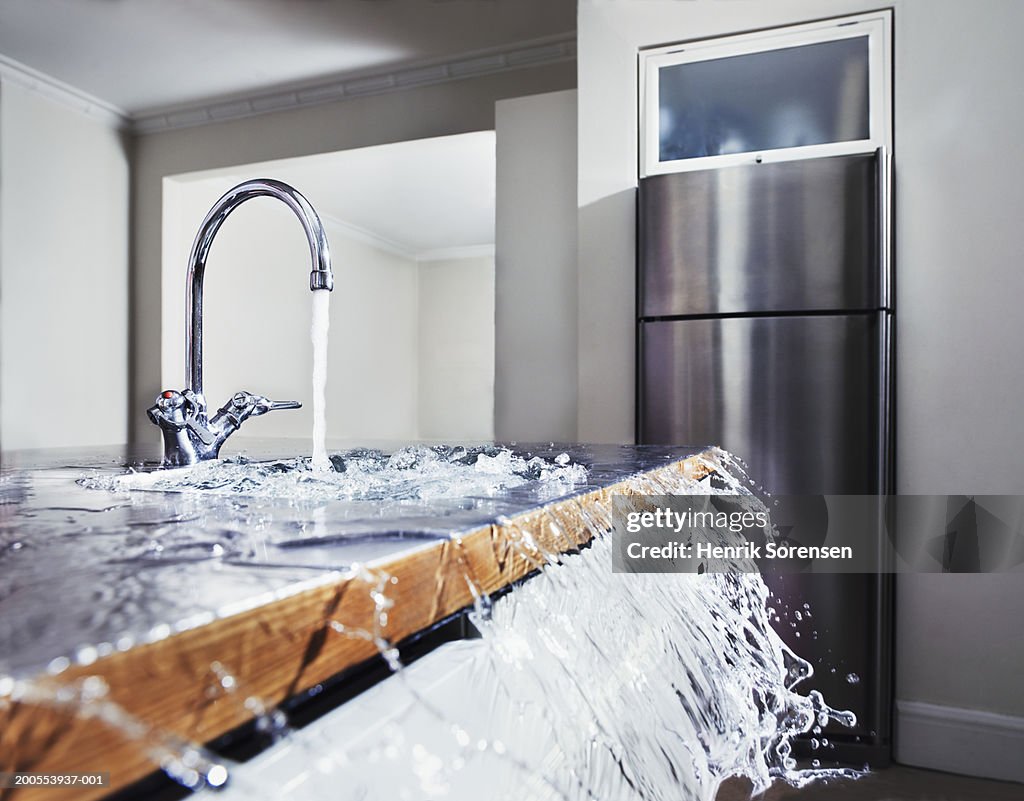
[638,152,883,317]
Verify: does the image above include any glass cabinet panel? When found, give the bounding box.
[641,12,891,176]
[657,36,870,162]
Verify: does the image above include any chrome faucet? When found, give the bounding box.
[148,179,334,466]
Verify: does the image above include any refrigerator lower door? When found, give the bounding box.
[638,312,892,763]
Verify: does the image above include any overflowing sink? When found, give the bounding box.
[82,445,589,503]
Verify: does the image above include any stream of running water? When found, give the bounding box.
[310,289,331,471]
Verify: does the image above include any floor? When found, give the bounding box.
[716,765,1024,801]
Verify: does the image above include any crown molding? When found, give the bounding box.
[416,244,495,263]
[0,32,574,136]
[133,32,576,135]
[320,215,494,266]
[320,214,418,261]
[0,53,130,129]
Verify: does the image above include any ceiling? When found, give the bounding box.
[0,0,575,115]
[176,131,496,255]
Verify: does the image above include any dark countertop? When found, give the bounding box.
[0,441,708,679]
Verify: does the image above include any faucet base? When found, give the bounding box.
[148,389,301,466]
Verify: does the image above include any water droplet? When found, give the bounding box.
[846,672,860,685]
[80,676,108,701]
[76,645,98,666]
[148,623,171,642]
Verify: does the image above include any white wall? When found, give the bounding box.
[578,0,1024,779]
[163,177,420,448]
[417,256,495,441]
[494,90,578,442]
[0,81,129,451]
[132,62,575,441]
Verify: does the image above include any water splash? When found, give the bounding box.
[41,448,861,799]
[445,450,862,801]
[82,446,589,503]
[1,674,232,793]
[310,289,331,471]
[186,449,860,800]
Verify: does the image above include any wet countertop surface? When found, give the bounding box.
[0,441,706,679]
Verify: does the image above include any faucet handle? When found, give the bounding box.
[263,398,302,413]
[148,390,183,429]
[148,389,205,429]
[219,391,301,423]
[148,388,216,453]
[245,392,302,416]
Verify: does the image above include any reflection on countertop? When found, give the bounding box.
[0,441,707,679]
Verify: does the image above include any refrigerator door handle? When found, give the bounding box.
[874,309,895,759]
[876,144,893,499]
[878,146,893,311]
[878,311,893,498]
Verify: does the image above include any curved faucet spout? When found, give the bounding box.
[185,178,334,397]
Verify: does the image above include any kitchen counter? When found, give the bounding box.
[0,442,714,799]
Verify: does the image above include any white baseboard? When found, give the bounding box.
[896,700,1024,784]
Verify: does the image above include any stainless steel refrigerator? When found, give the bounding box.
[637,150,893,765]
